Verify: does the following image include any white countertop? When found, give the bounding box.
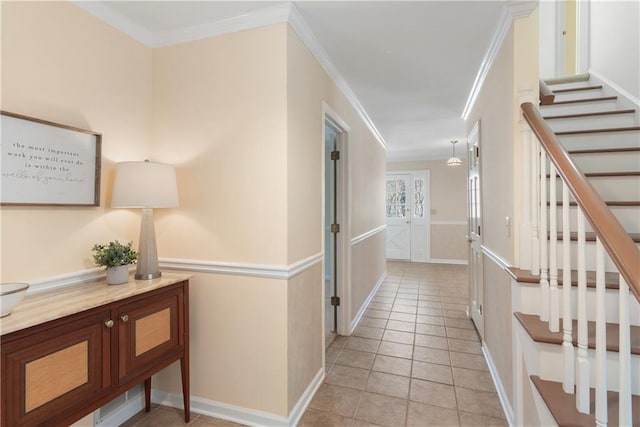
[0,272,191,336]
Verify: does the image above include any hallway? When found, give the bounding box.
[300,261,507,426]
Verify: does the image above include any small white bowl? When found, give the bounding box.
[0,283,29,318]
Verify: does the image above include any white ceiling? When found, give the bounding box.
[78,1,508,160]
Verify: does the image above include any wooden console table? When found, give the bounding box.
[0,272,190,427]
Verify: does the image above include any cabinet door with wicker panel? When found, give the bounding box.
[1,309,112,427]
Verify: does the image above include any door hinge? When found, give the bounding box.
[475,146,479,158]
[477,225,481,235]
[331,223,340,233]
[331,296,341,306]
[331,150,340,161]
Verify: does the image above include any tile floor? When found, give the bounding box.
[120,262,506,427]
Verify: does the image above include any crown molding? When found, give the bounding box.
[461,1,538,121]
[288,4,388,151]
[152,3,292,48]
[72,1,154,47]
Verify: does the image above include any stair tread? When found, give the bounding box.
[544,109,636,120]
[549,96,617,105]
[569,147,640,154]
[552,85,603,93]
[514,312,640,354]
[530,375,640,427]
[544,74,591,85]
[508,267,621,289]
[550,201,640,207]
[547,171,640,177]
[556,126,640,135]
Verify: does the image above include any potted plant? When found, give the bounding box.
[92,240,138,285]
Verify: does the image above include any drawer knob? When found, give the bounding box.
[121,314,129,323]
[105,319,114,328]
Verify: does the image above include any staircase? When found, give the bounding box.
[512,74,640,426]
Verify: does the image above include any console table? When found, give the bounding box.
[0,272,190,427]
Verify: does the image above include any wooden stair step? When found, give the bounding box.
[514,312,640,354]
[544,109,636,120]
[508,267,620,289]
[550,201,640,207]
[530,375,640,427]
[552,85,603,93]
[547,171,640,178]
[550,96,617,105]
[556,126,640,135]
[550,231,640,244]
[569,147,640,155]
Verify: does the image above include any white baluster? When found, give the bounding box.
[540,152,549,322]
[531,139,540,276]
[576,209,590,413]
[618,276,632,425]
[562,182,575,394]
[595,239,607,427]
[520,121,533,269]
[548,162,559,332]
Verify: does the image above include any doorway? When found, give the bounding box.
[385,171,430,262]
[467,122,484,337]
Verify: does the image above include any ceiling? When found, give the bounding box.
[77,1,508,160]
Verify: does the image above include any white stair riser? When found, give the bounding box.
[545,114,637,132]
[549,206,640,234]
[515,282,640,325]
[570,152,640,173]
[541,99,620,115]
[552,89,603,102]
[548,177,640,202]
[516,321,640,395]
[555,240,640,273]
[557,131,640,149]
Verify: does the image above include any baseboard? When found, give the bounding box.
[427,258,468,265]
[482,342,515,427]
[151,368,324,427]
[350,271,387,333]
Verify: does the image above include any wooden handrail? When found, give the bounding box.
[521,102,640,302]
[539,79,555,105]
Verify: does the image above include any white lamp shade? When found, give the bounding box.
[112,161,179,208]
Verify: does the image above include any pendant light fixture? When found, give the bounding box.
[446,140,462,166]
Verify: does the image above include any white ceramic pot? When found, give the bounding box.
[0,283,29,317]
[106,265,130,285]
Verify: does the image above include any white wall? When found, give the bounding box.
[589,0,640,101]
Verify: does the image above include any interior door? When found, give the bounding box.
[468,122,484,337]
[386,174,411,260]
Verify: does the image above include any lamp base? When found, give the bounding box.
[136,207,161,281]
[135,271,162,280]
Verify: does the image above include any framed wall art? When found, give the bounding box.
[1,111,102,206]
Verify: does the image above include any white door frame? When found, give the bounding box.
[385,169,431,263]
[322,102,351,337]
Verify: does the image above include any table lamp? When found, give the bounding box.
[111,160,178,279]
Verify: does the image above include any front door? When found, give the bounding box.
[386,174,411,260]
[468,122,484,337]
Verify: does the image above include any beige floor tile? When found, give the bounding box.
[455,387,505,419]
[372,296,395,304]
[406,401,460,427]
[346,337,381,353]
[414,334,448,350]
[415,323,446,337]
[446,327,479,342]
[369,302,393,311]
[298,409,353,427]
[412,360,453,385]
[413,346,450,365]
[389,312,417,322]
[452,367,496,392]
[351,419,383,427]
[365,371,410,399]
[444,310,468,319]
[371,354,412,376]
[395,298,418,306]
[417,295,441,303]
[129,406,196,427]
[353,326,385,340]
[416,314,445,326]
[409,378,457,409]
[442,303,467,311]
[447,338,482,355]
[377,341,414,359]
[385,319,416,333]
[392,304,418,314]
[190,416,245,426]
[326,346,343,365]
[445,318,475,330]
[359,317,388,329]
[365,309,391,319]
[308,383,363,417]
[354,392,407,427]
[449,351,488,371]
[325,365,370,390]
[416,307,445,317]
[332,335,349,348]
[335,349,376,370]
[382,329,415,345]
[458,411,508,426]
